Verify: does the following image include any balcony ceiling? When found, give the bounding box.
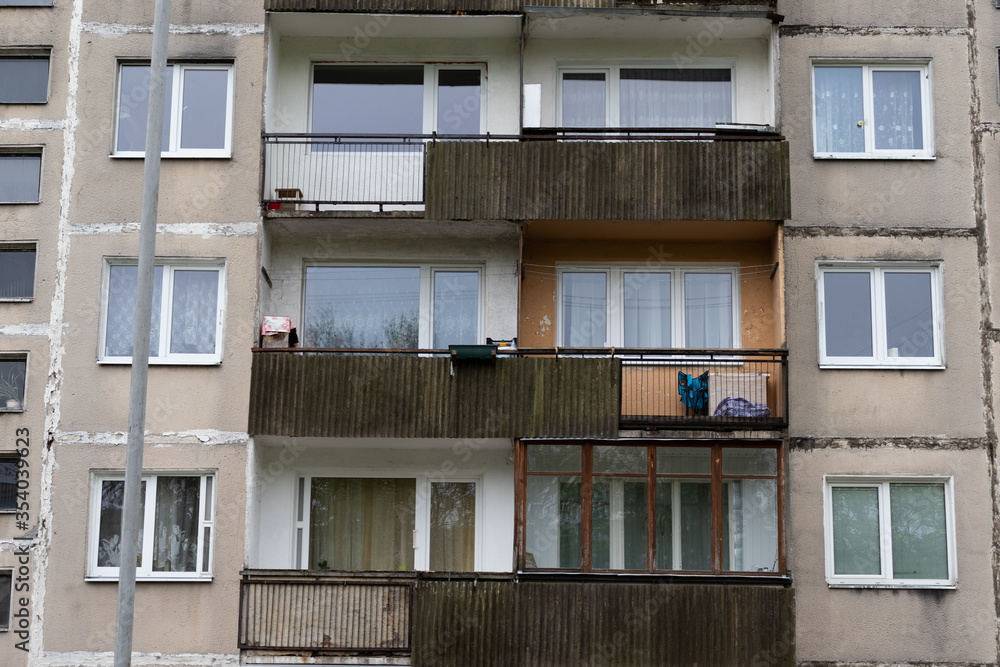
[270,12,521,39]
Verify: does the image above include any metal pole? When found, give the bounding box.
[113,0,171,662]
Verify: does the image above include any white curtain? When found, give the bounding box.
[620,69,731,128]
[814,66,865,153]
[562,272,607,346]
[561,73,607,127]
[872,70,922,151]
[104,265,162,357]
[624,272,671,347]
[169,270,219,355]
[684,273,733,348]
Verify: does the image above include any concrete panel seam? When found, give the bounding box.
[789,437,988,450]
[69,222,259,237]
[0,119,66,132]
[779,25,969,38]
[40,652,239,666]
[785,226,976,239]
[53,429,250,446]
[0,324,51,337]
[82,22,264,37]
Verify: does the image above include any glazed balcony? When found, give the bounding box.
[247,348,787,438]
[262,129,790,221]
[239,570,794,665]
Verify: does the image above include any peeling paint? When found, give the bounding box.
[789,437,989,451]
[70,222,258,237]
[0,119,66,132]
[785,226,977,239]
[81,21,264,37]
[54,429,249,446]
[41,652,239,666]
[779,25,969,38]
[0,324,51,337]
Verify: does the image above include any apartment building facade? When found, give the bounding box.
[0,0,996,665]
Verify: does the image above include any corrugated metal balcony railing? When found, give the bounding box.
[265,0,777,13]
[248,348,787,438]
[261,129,791,220]
[239,570,794,666]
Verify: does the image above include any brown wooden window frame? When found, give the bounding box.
[515,440,784,575]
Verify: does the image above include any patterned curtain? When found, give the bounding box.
[152,476,200,573]
[105,265,163,357]
[872,70,922,151]
[169,269,219,355]
[814,67,865,153]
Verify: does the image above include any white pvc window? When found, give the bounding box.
[812,61,933,159]
[311,64,485,136]
[557,266,739,348]
[99,259,226,364]
[817,263,943,368]
[302,265,482,349]
[87,472,215,581]
[560,66,733,128]
[295,475,481,572]
[114,63,234,157]
[824,476,956,588]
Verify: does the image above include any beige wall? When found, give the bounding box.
[781,0,967,29]
[789,446,994,663]
[784,234,984,438]
[43,442,246,656]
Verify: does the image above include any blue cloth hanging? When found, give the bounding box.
[678,371,710,412]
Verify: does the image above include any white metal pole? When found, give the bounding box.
[113,0,171,662]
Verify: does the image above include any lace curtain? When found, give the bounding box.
[814,67,922,152]
[624,272,671,347]
[562,272,607,347]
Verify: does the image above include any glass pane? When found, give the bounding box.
[562,272,607,346]
[97,479,146,568]
[592,477,648,570]
[722,448,777,476]
[525,475,581,569]
[0,248,36,299]
[594,445,646,474]
[684,273,732,348]
[0,460,16,509]
[429,481,476,571]
[116,64,172,153]
[309,478,415,571]
[312,65,423,135]
[624,272,670,347]
[152,476,201,572]
[0,155,41,203]
[678,480,712,570]
[814,66,865,153]
[180,68,228,150]
[890,483,948,580]
[722,479,778,572]
[884,272,934,358]
[0,572,10,630]
[169,269,219,355]
[437,69,481,134]
[823,272,873,357]
[562,72,606,128]
[655,480,673,569]
[433,271,479,347]
[104,265,164,358]
[873,70,923,151]
[831,486,881,575]
[0,358,26,405]
[657,447,711,475]
[621,68,731,128]
[0,57,49,103]
[304,266,419,348]
[527,445,581,473]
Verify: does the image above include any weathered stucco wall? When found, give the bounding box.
[789,446,994,663]
[43,442,246,657]
[784,234,983,439]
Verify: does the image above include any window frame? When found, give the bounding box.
[816,261,944,369]
[0,455,18,513]
[86,471,216,582]
[823,475,956,588]
[0,242,37,301]
[301,263,484,349]
[0,48,51,104]
[98,257,226,365]
[0,147,42,204]
[517,441,784,575]
[555,263,741,349]
[811,59,934,160]
[0,354,27,413]
[294,472,483,572]
[112,61,235,158]
[0,0,53,6]
[0,570,10,632]
[557,62,737,129]
[309,62,487,136]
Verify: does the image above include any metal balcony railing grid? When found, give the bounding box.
[261,127,784,211]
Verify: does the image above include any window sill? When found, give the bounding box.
[827,582,956,590]
[85,575,213,583]
[0,298,33,303]
[110,153,232,160]
[0,201,40,205]
[0,408,24,414]
[813,153,936,161]
[98,359,222,366]
[819,363,945,370]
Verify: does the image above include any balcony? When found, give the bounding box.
[261,129,791,221]
[248,348,787,438]
[239,570,794,665]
